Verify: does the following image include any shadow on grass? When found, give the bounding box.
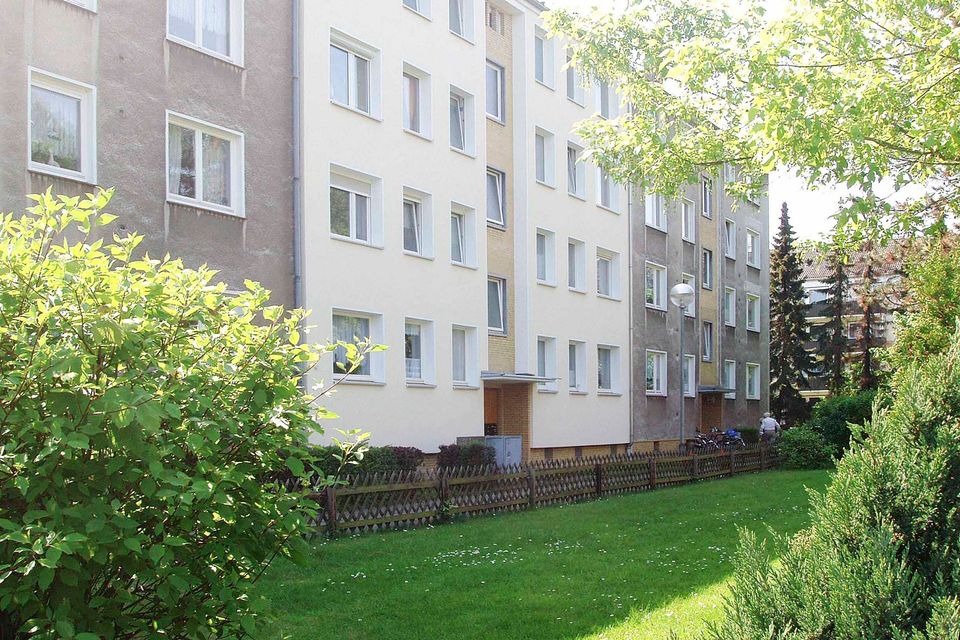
[255,470,830,640]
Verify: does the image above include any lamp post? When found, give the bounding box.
[670,283,696,453]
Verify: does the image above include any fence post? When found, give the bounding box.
[526,466,537,510]
[325,485,338,537]
[438,473,449,519]
[759,444,766,471]
[729,449,737,476]
[594,462,603,498]
[692,453,700,481]
[648,456,658,490]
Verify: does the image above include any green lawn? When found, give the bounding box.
[256,470,830,640]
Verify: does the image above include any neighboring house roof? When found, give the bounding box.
[801,244,904,283]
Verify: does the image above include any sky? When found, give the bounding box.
[546,0,853,241]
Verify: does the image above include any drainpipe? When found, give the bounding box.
[291,0,304,310]
[626,184,634,453]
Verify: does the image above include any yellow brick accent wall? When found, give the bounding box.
[700,175,720,385]
[497,384,531,461]
[485,4,516,373]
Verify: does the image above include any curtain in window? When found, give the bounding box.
[169,0,195,42]
[568,345,577,388]
[202,0,230,55]
[450,214,464,263]
[645,355,655,392]
[568,244,577,288]
[30,86,81,172]
[450,95,465,150]
[598,349,611,389]
[355,56,370,112]
[404,323,422,380]
[402,200,420,253]
[354,194,369,241]
[168,123,196,198]
[644,267,655,304]
[201,133,231,207]
[683,357,691,394]
[333,315,370,376]
[449,0,463,35]
[597,258,610,296]
[452,329,467,383]
[536,234,546,280]
[403,74,420,132]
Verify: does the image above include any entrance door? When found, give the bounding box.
[484,388,500,435]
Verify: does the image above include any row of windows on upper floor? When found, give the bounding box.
[641,350,763,400]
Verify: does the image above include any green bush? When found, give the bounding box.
[306,444,424,477]
[710,330,960,640]
[0,190,374,638]
[438,443,496,468]
[777,425,835,470]
[807,390,877,454]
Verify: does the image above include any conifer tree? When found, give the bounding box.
[769,203,813,424]
[856,244,880,390]
[819,247,849,394]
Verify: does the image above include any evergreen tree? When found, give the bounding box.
[819,247,849,394]
[769,203,813,425]
[856,244,880,390]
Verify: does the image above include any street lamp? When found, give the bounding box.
[670,282,696,452]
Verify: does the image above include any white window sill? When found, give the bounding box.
[646,223,667,233]
[598,293,622,302]
[450,146,476,159]
[566,96,585,108]
[569,389,588,396]
[404,128,433,142]
[746,396,761,401]
[167,36,243,68]
[29,163,95,185]
[449,30,475,46]
[167,196,244,219]
[597,203,621,215]
[725,395,736,401]
[330,99,382,122]
[646,303,667,312]
[333,377,385,387]
[702,285,714,291]
[747,327,761,334]
[403,250,434,261]
[568,191,586,202]
[406,380,437,389]
[402,4,432,20]
[725,322,736,328]
[535,179,556,190]
[682,236,695,244]
[453,383,480,390]
[725,253,737,260]
[702,212,713,219]
[598,390,622,397]
[330,234,383,250]
[488,329,507,337]
[537,387,559,394]
[487,220,507,231]
[684,393,697,399]
[536,279,557,288]
[486,114,506,126]
[646,391,666,398]
[535,79,555,92]
[452,261,478,271]
[568,286,587,295]
[702,357,712,363]
[61,1,97,14]
[747,262,761,270]
[685,313,696,319]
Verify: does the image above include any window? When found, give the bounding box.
[566,143,586,198]
[701,249,713,289]
[598,168,618,211]
[701,176,713,218]
[534,28,554,88]
[682,273,696,317]
[449,0,474,39]
[723,360,736,399]
[645,350,666,396]
[450,212,465,264]
[452,325,479,387]
[596,81,617,119]
[537,336,558,392]
[746,229,761,267]
[598,345,619,393]
[402,198,422,255]
[330,45,370,114]
[486,4,505,33]
[167,0,242,63]
[565,51,585,105]
[64,0,97,8]
[28,69,96,183]
[486,167,506,225]
[681,199,695,242]
[645,262,667,310]
[724,287,737,327]
[847,322,860,340]
[332,311,383,381]
[403,64,431,136]
[597,249,620,298]
[724,219,737,259]
[568,239,586,291]
[485,60,505,122]
[450,203,477,267]
[534,128,555,186]
[167,112,244,216]
[746,363,761,400]
[746,293,760,332]
[724,163,737,185]
[568,341,586,392]
[536,229,556,285]
[448,86,475,153]
[329,165,382,246]
[487,277,506,333]
[702,321,714,361]
[403,0,430,17]
[645,193,665,230]
[683,354,696,397]
[404,319,435,384]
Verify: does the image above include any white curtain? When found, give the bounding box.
[202,0,230,56]
[405,323,422,380]
[452,330,466,383]
[169,0,196,42]
[31,87,80,172]
[201,133,230,207]
[167,124,195,198]
[333,315,370,376]
[402,201,420,253]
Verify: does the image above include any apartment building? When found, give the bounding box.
[0,0,295,304]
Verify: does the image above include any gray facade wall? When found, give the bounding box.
[0,0,294,305]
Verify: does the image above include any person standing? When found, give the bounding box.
[760,412,781,444]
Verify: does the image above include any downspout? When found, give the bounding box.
[626,184,634,453]
[292,0,304,310]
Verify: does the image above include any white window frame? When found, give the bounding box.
[450,202,477,268]
[597,167,619,212]
[166,0,244,65]
[645,193,666,231]
[404,318,436,385]
[402,63,432,138]
[702,321,714,362]
[723,360,737,399]
[536,228,557,286]
[645,349,667,397]
[537,336,558,392]
[485,60,505,123]
[329,163,383,247]
[724,287,737,327]
[565,51,586,105]
[598,344,620,394]
[329,30,381,119]
[566,142,586,199]
[746,228,761,268]
[682,273,696,318]
[403,187,433,259]
[448,0,475,40]
[332,309,384,383]
[402,0,432,19]
[724,219,737,259]
[702,248,714,290]
[568,340,587,393]
[449,85,475,154]
[452,324,480,387]
[166,110,245,217]
[746,362,761,400]
[486,167,506,226]
[534,27,555,89]
[64,0,97,9]
[681,198,695,243]
[568,238,587,292]
[488,276,507,334]
[28,68,97,184]
[683,354,697,397]
[534,127,556,187]
[847,322,860,340]
[701,176,713,218]
[486,4,505,33]
[596,249,621,300]
[645,261,667,310]
[596,80,618,119]
[746,293,761,332]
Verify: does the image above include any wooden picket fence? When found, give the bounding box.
[306,444,780,537]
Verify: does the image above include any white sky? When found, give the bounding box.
[547,0,854,241]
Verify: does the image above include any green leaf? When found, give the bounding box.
[64,432,90,450]
[123,538,141,553]
[286,457,305,477]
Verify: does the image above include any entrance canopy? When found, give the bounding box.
[481,371,557,384]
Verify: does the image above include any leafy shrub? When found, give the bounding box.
[0,191,372,638]
[807,389,877,454]
[777,425,835,470]
[306,444,424,478]
[710,329,960,640]
[438,443,496,468]
[739,427,760,445]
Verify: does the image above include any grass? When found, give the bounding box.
[256,470,830,640]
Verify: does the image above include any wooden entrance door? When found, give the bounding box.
[484,388,500,435]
